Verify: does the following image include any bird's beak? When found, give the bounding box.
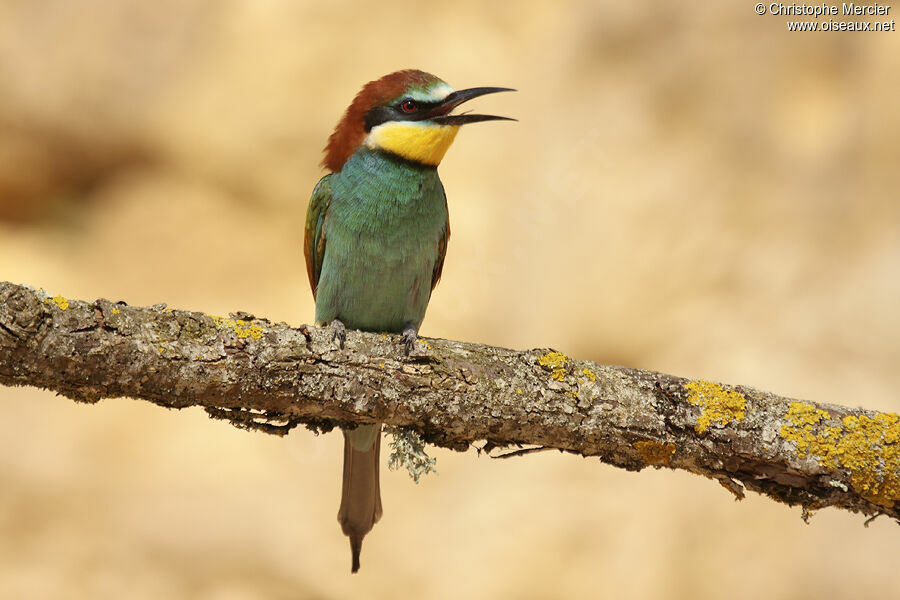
[428,87,516,125]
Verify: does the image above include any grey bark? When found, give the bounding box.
[2,281,899,523]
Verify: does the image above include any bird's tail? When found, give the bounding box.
[338,423,383,573]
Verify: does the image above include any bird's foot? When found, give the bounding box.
[331,319,346,349]
[400,323,418,356]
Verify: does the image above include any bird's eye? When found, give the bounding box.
[400,99,418,113]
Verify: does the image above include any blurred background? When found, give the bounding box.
[1,1,899,598]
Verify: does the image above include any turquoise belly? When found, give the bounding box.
[314,149,448,333]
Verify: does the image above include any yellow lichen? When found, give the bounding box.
[782,402,900,507]
[111,308,121,315]
[686,380,747,434]
[780,402,836,457]
[211,316,263,340]
[44,295,69,310]
[538,351,568,381]
[838,414,900,507]
[582,368,596,382]
[633,440,676,467]
[516,388,523,395]
[232,320,263,339]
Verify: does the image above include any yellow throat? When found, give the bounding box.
[365,121,460,166]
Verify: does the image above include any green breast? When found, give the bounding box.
[315,148,449,333]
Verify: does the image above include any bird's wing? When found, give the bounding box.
[304,174,333,298]
[431,211,450,292]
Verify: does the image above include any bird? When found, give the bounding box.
[303,69,513,573]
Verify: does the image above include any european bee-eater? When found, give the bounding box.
[303,69,513,572]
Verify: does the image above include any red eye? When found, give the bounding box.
[400,99,418,113]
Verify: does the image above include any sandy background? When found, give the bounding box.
[1,1,899,598]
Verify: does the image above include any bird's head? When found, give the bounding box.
[323,69,514,172]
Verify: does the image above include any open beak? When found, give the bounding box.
[428,87,516,125]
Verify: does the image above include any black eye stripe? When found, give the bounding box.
[398,98,440,111]
[363,100,444,131]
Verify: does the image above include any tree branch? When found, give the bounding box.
[2,281,898,522]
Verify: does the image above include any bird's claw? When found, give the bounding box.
[401,324,417,356]
[331,319,346,349]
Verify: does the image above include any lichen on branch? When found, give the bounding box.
[1,281,899,523]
